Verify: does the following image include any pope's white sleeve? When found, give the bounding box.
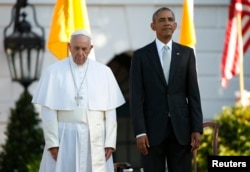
[104,109,117,149]
[41,106,59,150]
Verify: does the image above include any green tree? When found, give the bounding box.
[0,91,44,172]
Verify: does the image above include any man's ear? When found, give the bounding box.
[150,23,155,31]
[173,22,177,30]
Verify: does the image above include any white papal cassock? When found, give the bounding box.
[32,57,125,172]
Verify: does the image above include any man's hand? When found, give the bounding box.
[136,135,150,155]
[191,132,201,152]
[49,147,59,161]
[105,147,114,160]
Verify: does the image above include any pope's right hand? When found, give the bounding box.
[49,147,59,161]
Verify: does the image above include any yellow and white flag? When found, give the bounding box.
[47,0,94,60]
[179,0,196,48]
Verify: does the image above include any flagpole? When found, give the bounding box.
[236,12,245,105]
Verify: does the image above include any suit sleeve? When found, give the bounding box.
[129,51,147,137]
[187,48,203,133]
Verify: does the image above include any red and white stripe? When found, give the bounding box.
[221,0,250,88]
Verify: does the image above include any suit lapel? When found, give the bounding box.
[145,41,182,86]
[146,41,167,85]
[168,42,181,85]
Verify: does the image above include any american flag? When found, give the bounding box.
[221,0,250,88]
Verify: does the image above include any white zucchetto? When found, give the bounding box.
[71,29,92,39]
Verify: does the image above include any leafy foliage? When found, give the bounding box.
[196,105,250,171]
[0,91,44,172]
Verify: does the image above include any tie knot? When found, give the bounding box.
[163,45,169,51]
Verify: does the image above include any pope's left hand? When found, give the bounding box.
[105,147,114,160]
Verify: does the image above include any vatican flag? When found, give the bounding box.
[179,0,196,48]
[47,0,94,60]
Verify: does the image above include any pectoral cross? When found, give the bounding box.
[75,95,83,106]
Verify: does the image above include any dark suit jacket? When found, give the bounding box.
[129,40,203,146]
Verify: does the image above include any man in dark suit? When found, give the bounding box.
[129,7,203,172]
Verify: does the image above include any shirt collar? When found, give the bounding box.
[155,38,172,53]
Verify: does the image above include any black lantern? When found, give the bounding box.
[3,0,45,91]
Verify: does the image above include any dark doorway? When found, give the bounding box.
[107,51,141,171]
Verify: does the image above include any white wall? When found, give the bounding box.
[0,0,249,146]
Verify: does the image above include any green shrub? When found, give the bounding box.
[0,91,44,172]
[196,105,250,171]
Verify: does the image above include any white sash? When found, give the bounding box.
[58,107,88,123]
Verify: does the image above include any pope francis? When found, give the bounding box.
[32,29,125,172]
